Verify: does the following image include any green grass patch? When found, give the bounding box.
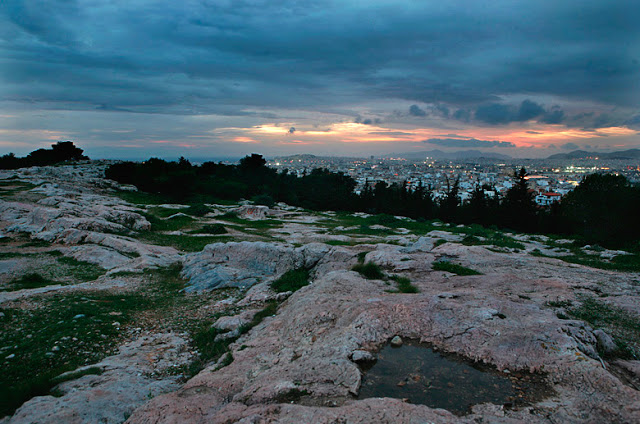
[0,292,148,416]
[320,213,439,237]
[56,256,105,282]
[139,232,229,252]
[561,253,640,273]
[185,203,211,217]
[146,206,189,218]
[462,233,525,250]
[352,262,385,280]
[389,275,419,293]
[20,239,53,248]
[566,297,639,359]
[324,240,352,246]
[432,261,482,275]
[0,264,192,417]
[434,239,448,248]
[356,251,369,264]
[0,181,36,197]
[188,301,279,376]
[1,273,58,292]
[145,213,196,232]
[193,224,227,235]
[271,268,310,293]
[113,190,169,206]
[531,248,640,273]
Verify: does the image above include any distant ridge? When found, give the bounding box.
[399,149,512,160]
[547,149,640,160]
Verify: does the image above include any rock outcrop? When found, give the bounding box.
[128,267,640,423]
[181,241,351,291]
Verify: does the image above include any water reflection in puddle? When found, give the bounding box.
[357,341,548,415]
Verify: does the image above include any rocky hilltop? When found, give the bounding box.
[1,163,639,423]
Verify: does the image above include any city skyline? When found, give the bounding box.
[1,0,639,159]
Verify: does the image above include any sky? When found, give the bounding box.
[1,0,639,159]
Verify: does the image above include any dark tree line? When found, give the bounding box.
[0,142,88,169]
[105,155,640,250]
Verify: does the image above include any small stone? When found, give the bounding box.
[350,350,376,364]
[6,354,15,359]
[73,314,85,319]
[52,346,60,352]
[390,336,403,347]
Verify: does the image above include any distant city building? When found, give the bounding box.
[536,192,562,206]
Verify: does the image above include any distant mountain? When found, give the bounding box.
[399,150,512,161]
[547,149,640,160]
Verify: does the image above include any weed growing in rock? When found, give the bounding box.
[434,239,448,248]
[271,268,310,293]
[188,301,279,376]
[352,262,385,280]
[566,297,639,359]
[389,275,419,293]
[324,240,352,246]
[432,261,482,275]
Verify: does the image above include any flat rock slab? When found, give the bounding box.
[128,268,640,423]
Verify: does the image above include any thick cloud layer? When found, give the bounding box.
[2,0,638,114]
[424,138,515,148]
[0,0,638,157]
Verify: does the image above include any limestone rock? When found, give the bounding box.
[181,242,346,291]
[236,205,270,220]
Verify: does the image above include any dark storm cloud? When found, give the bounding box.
[453,109,471,122]
[1,0,638,116]
[409,105,427,117]
[423,138,516,148]
[474,100,562,125]
[540,108,565,124]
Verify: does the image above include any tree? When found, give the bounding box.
[500,167,538,231]
[560,173,640,248]
[238,154,267,170]
[439,176,460,221]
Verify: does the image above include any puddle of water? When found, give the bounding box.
[357,341,549,415]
